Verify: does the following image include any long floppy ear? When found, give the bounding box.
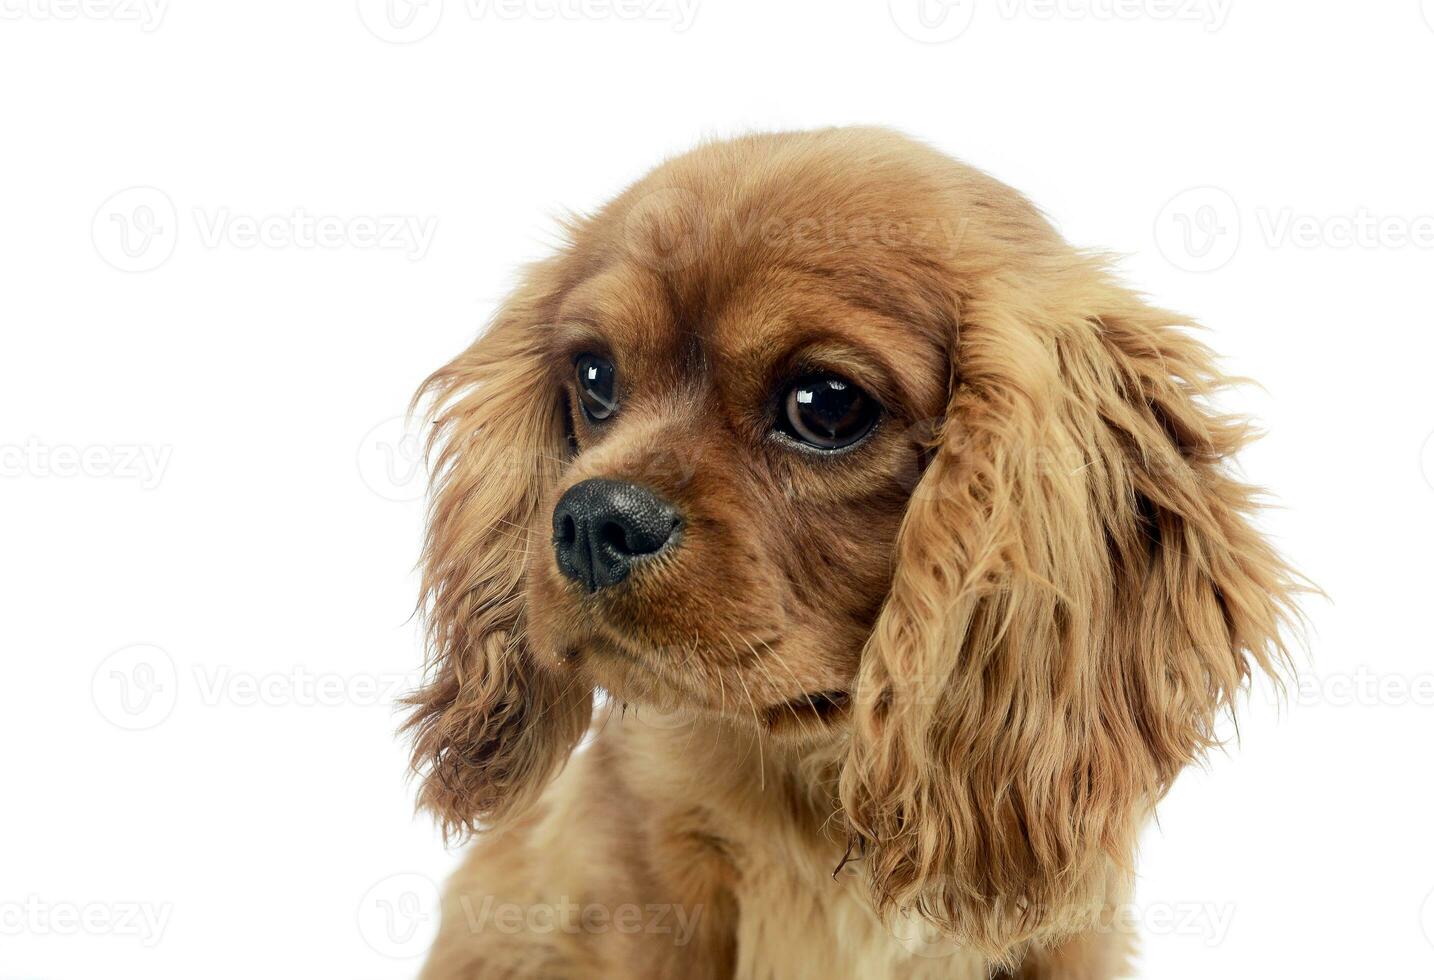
[840,254,1302,962]
[403,264,593,838]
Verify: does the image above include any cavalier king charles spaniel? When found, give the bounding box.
[402,128,1299,979]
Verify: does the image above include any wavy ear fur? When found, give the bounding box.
[840,253,1302,962]
[403,265,593,838]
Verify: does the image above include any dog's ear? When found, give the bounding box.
[840,255,1302,962]
[403,263,593,838]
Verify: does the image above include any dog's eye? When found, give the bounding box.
[779,374,878,451]
[575,354,617,423]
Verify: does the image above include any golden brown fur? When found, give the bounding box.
[402,127,1300,978]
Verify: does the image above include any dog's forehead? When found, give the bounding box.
[559,264,679,365]
[556,145,961,410]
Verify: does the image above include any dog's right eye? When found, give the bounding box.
[575,354,618,423]
[777,373,879,451]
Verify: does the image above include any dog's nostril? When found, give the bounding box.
[598,520,631,555]
[558,514,578,548]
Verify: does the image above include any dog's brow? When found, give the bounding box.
[548,316,607,354]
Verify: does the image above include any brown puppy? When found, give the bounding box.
[403,128,1300,979]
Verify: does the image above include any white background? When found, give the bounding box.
[2,1,1432,977]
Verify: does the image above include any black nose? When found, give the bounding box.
[552,479,682,593]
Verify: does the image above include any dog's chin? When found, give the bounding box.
[527,586,857,738]
[572,644,854,741]
[563,637,702,711]
[533,623,850,739]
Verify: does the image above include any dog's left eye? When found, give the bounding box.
[575,354,617,423]
[779,374,879,450]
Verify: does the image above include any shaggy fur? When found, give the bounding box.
[402,128,1300,978]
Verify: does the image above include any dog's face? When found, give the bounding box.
[521,184,953,732]
[406,129,1298,960]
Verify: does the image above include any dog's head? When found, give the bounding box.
[404,128,1299,958]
